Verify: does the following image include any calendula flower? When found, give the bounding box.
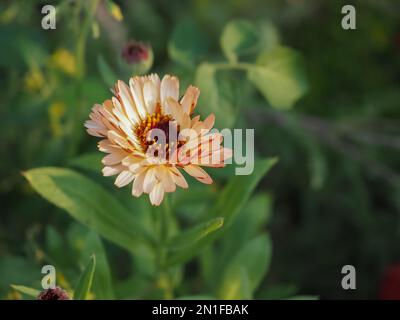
[85,74,232,205]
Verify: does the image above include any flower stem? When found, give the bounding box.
[158,196,174,299]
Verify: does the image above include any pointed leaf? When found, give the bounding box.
[10,285,40,298]
[218,234,272,299]
[167,158,277,266]
[168,218,224,251]
[24,167,154,254]
[82,231,114,299]
[74,255,96,300]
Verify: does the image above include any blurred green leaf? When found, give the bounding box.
[82,231,114,299]
[287,295,319,300]
[45,226,69,267]
[247,46,308,109]
[167,158,276,266]
[98,55,117,87]
[219,193,272,266]
[168,20,208,68]
[10,285,40,298]
[74,255,96,300]
[195,64,240,129]
[166,218,224,266]
[69,152,103,173]
[168,217,224,252]
[218,234,272,299]
[0,256,39,295]
[207,158,277,226]
[218,268,252,300]
[221,19,258,63]
[24,167,154,254]
[257,284,298,299]
[178,295,215,300]
[220,19,279,63]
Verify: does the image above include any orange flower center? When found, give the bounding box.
[134,104,184,158]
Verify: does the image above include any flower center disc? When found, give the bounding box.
[134,106,185,160]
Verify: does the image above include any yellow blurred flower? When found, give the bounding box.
[24,69,45,92]
[108,1,123,21]
[50,48,77,76]
[48,101,66,137]
[57,272,72,291]
[6,290,22,300]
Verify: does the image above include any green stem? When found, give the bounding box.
[68,0,100,158]
[157,196,174,299]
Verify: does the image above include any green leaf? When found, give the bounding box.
[69,152,103,173]
[287,295,319,300]
[218,234,272,299]
[168,218,224,251]
[167,158,277,266]
[178,295,215,300]
[166,218,224,266]
[98,55,117,87]
[82,231,114,299]
[195,63,240,129]
[221,19,258,62]
[23,167,154,254]
[218,268,252,300]
[74,255,96,300]
[168,20,208,68]
[10,285,40,298]
[207,158,277,226]
[219,193,272,269]
[221,19,280,63]
[247,46,308,109]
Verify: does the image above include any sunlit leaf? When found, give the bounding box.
[24,167,154,254]
[10,285,40,298]
[168,218,224,251]
[218,234,272,299]
[221,19,258,63]
[247,46,308,109]
[218,268,252,300]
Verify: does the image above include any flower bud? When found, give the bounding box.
[37,287,70,300]
[120,40,153,75]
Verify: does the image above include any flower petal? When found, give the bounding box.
[183,164,213,184]
[149,182,165,206]
[132,170,147,197]
[180,85,199,114]
[143,80,158,114]
[117,80,140,124]
[169,166,188,189]
[115,170,135,187]
[143,168,157,193]
[161,75,179,110]
[129,77,148,119]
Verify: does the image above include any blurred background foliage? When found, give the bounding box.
[1,0,400,300]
